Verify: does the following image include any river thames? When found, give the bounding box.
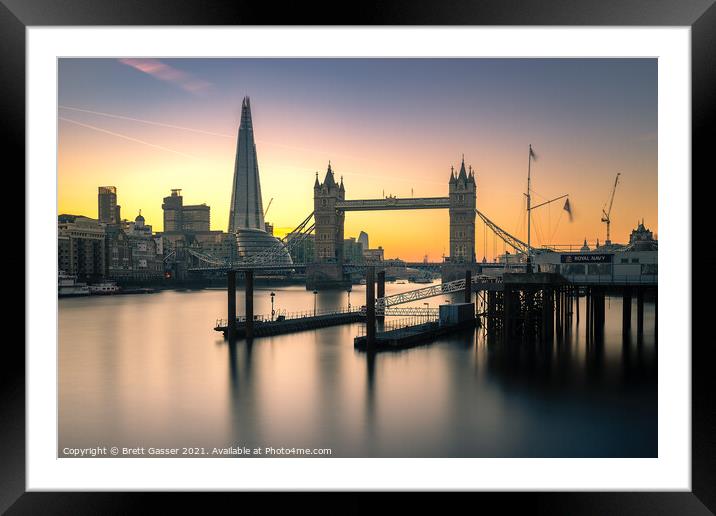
[59,281,657,458]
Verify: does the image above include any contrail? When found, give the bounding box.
[58,105,331,154]
[56,107,376,165]
[58,106,353,157]
[58,106,445,187]
[59,105,234,138]
[59,117,198,159]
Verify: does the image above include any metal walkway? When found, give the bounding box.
[376,277,502,308]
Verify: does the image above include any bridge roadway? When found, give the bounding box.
[335,197,450,211]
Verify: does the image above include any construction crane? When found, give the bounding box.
[601,173,621,244]
[263,197,274,217]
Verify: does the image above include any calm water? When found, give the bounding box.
[59,281,657,457]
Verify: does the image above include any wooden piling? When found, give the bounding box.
[622,287,632,336]
[503,287,512,344]
[565,288,571,338]
[586,287,592,344]
[245,270,254,339]
[636,287,644,341]
[377,270,386,322]
[594,287,604,343]
[227,270,236,341]
[555,287,562,342]
[541,288,550,343]
[576,287,580,325]
[366,266,376,348]
[488,290,496,337]
[524,288,534,342]
[465,270,472,304]
[654,288,658,343]
[562,289,568,340]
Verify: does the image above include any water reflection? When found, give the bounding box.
[59,283,656,457]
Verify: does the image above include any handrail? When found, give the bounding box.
[356,316,438,337]
[215,306,363,327]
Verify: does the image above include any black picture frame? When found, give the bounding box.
[3,0,713,512]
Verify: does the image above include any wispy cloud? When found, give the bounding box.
[118,58,212,95]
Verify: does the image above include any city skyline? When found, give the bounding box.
[58,58,657,261]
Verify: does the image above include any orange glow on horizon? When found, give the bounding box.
[58,113,657,261]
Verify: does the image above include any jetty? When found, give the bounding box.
[215,307,364,339]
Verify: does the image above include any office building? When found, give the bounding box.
[58,214,106,281]
[98,186,120,225]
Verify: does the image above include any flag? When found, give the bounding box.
[563,198,573,222]
[529,145,537,161]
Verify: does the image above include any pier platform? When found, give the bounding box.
[354,318,476,352]
[215,308,364,339]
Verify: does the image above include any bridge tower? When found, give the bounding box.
[313,162,345,263]
[448,157,476,263]
[308,162,349,289]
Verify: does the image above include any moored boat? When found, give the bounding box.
[58,271,90,297]
[88,281,121,295]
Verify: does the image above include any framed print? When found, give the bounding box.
[4,0,714,512]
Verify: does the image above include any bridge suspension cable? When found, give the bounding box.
[281,211,315,244]
[237,211,315,266]
[186,211,316,270]
[186,247,229,267]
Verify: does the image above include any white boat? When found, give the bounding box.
[58,271,90,297]
[88,281,121,295]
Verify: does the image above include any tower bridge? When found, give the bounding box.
[186,156,534,283]
[309,158,476,288]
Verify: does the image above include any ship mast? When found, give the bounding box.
[526,144,534,266]
[525,144,570,263]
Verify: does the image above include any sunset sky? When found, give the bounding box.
[58,58,657,261]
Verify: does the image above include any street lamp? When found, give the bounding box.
[270,291,275,321]
[313,289,318,316]
[347,287,352,312]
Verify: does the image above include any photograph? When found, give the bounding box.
[57,57,658,459]
[4,1,711,507]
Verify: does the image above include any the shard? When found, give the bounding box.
[227,97,292,264]
[228,96,265,233]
